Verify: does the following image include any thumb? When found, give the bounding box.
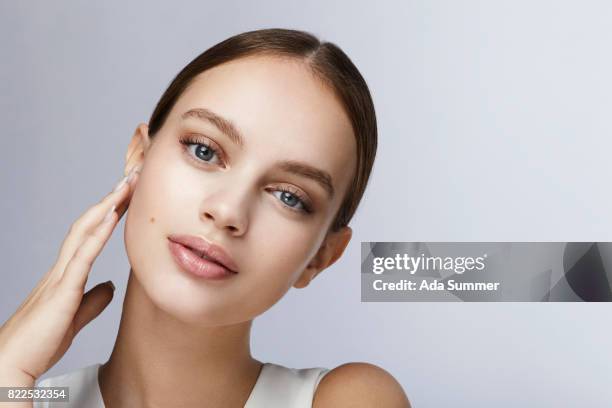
[73,281,115,334]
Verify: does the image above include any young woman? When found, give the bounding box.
[0,28,410,407]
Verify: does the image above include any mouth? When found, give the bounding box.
[167,234,239,274]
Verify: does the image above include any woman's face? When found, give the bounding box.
[123,55,356,325]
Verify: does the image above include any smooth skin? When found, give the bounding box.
[0,55,410,408]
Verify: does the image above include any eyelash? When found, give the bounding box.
[178,134,314,214]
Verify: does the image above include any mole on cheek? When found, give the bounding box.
[150,217,155,223]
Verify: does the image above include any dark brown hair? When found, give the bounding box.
[148,28,377,233]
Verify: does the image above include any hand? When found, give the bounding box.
[0,165,141,386]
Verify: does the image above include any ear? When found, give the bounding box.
[124,123,151,176]
[293,226,352,289]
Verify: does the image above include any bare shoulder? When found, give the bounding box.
[312,362,411,408]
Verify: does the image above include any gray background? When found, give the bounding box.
[1,1,610,407]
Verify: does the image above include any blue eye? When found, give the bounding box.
[272,188,312,214]
[181,139,222,165]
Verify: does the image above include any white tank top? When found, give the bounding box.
[34,362,330,407]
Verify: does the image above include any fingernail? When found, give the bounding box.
[105,280,115,291]
[126,164,142,183]
[113,175,128,192]
[103,204,116,223]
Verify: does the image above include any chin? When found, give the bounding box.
[137,266,251,326]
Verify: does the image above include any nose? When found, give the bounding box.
[199,184,249,236]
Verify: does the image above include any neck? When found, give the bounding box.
[98,270,263,408]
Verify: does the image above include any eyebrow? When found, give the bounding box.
[181,107,335,199]
[181,108,245,147]
[276,160,335,199]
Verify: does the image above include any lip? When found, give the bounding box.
[167,234,239,273]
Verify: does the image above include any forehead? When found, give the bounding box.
[166,54,357,201]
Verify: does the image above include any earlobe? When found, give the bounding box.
[293,251,325,289]
[292,226,353,289]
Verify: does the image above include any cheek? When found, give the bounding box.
[247,219,320,293]
[261,232,312,273]
[123,155,189,274]
[128,154,196,231]
[123,171,165,279]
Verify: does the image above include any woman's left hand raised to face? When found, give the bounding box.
[0,165,140,394]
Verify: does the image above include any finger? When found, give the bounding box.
[72,281,115,334]
[51,166,141,279]
[46,187,126,288]
[58,205,120,291]
[114,170,139,219]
